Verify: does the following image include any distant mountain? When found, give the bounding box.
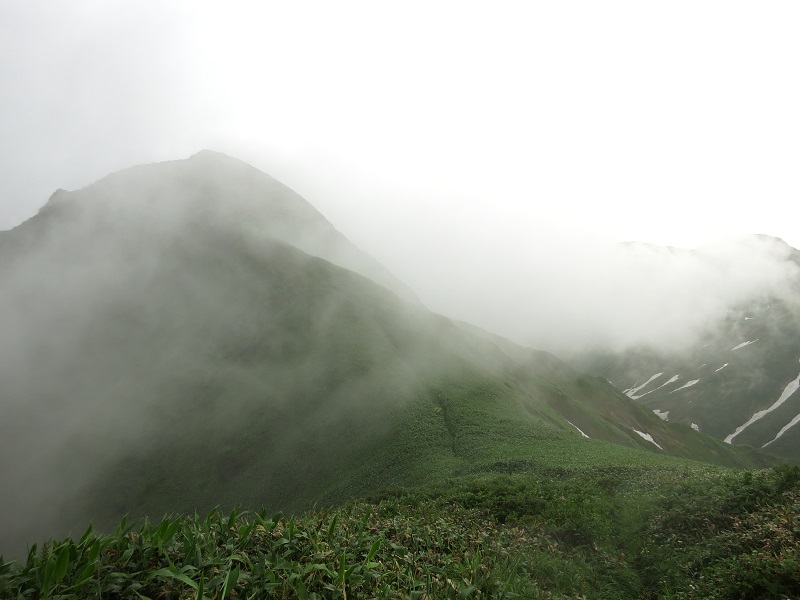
[0,152,777,558]
[574,237,800,462]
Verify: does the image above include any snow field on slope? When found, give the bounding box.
[633,429,663,450]
[565,419,590,439]
[731,340,758,351]
[726,358,800,444]
[623,372,663,399]
[671,379,700,393]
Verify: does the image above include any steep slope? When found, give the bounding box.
[0,153,776,559]
[575,240,800,462]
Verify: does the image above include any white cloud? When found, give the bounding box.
[1,1,799,354]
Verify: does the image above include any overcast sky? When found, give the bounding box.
[2,1,799,350]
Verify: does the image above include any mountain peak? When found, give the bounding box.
[9,151,418,303]
[190,148,228,158]
[188,148,238,161]
[185,149,262,172]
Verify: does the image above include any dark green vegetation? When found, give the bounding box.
[3,464,799,599]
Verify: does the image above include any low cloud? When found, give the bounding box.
[371,215,800,355]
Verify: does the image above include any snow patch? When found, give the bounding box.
[671,379,700,393]
[624,372,663,399]
[731,339,758,351]
[653,409,669,421]
[763,413,800,448]
[634,374,680,400]
[715,363,729,372]
[691,423,700,431]
[726,359,800,444]
[633,429,663,450]
[566,419,590,439]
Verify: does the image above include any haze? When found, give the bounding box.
[2,1,799,353]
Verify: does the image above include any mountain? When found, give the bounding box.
[0,152,778,558]
[574,238,800,462]
[0,150,417,303]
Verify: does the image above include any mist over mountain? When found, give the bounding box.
[0,150,415,553]
[0,150,415,300]
[406,226,800,356]
[0,151,775,560]
[575,288,800,462]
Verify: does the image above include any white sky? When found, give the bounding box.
[2,1,799,350]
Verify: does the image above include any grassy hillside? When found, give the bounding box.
[1,229,778,558]
[0,153,787,564]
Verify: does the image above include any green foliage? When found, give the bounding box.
[0,503,541,599]
[634,464,800,599]
[6,464,797,599]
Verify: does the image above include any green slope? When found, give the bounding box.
[576,291,800,462]
[0,154,782,561]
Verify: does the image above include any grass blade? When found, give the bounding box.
[366,538,381,563]
[149,567,199,591]
[52,544,70,586]
[327,515,338,542]
[220,564,239,600]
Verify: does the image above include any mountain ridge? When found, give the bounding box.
[0,152,784,559]
[574,262,800,462]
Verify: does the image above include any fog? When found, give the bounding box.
[374,225,800,354]
[2,2,799,245]
[259,159,800,354]
[0,152,429,557]
[2,1,800,558]
[2,1,798,357]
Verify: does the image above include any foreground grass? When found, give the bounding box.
[1,503,539,599]
[2,464,799,599]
